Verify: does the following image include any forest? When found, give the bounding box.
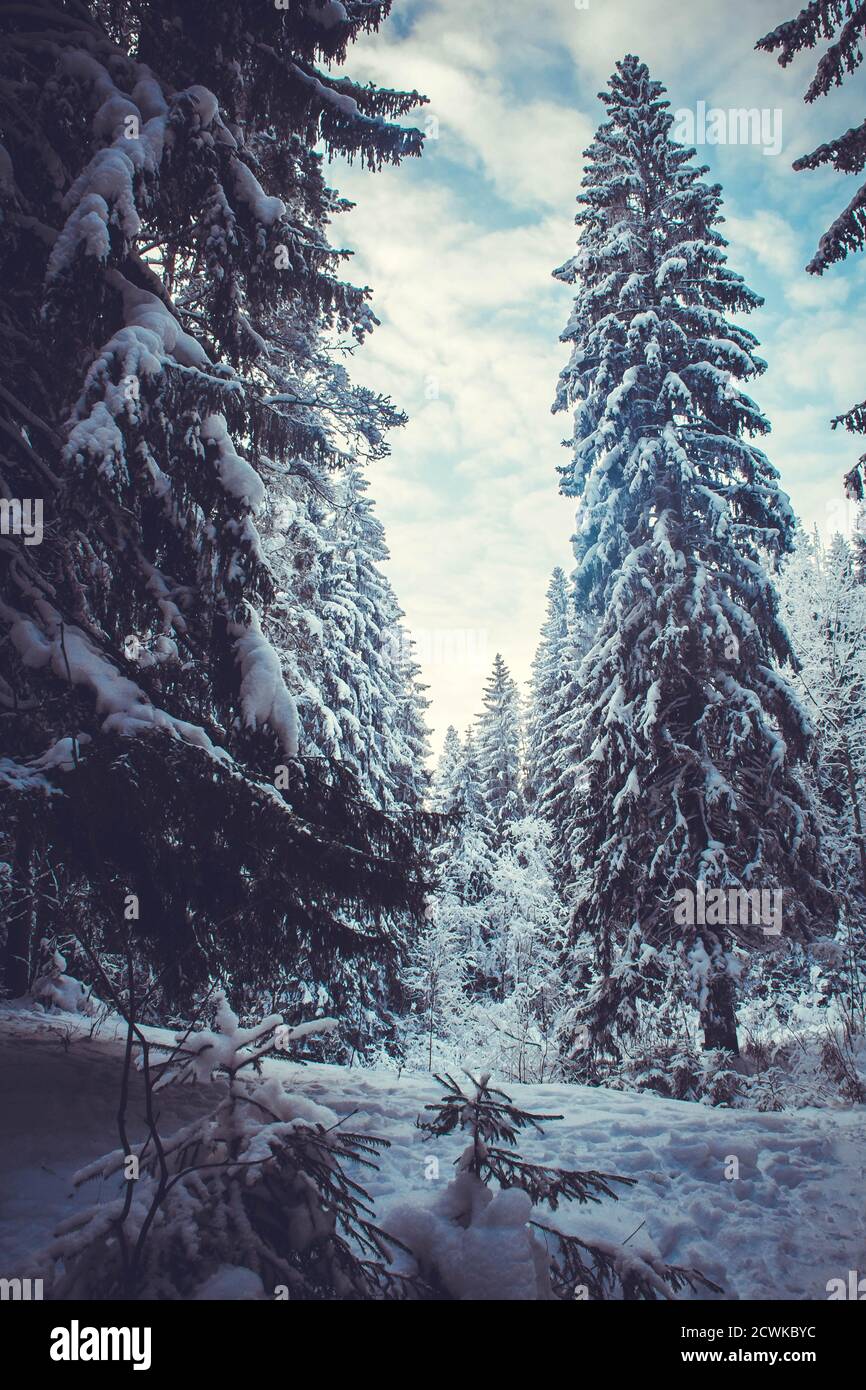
[1,0,865,1316]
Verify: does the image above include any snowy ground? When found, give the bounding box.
[1,1003,864,1300]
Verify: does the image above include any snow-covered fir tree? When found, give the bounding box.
[259,471,342,762]
[758,3,866,547]
[0,0,431,1044]
[401,898,470,1073]
[429,724,464,813]
[537,606,597,892]
[37,994,417,1300]
[526,569,596,889]
[525,568,571,810]
[550,55,834,1065]
[403,693,569,1080]
[268,460,429,816]
[780,531,866,905]
[390,628,432,813]
[480,815,569,1081]
[389,1071,720,1299]
[399,728,493,1068]
[330,462,430,815]
[429,728,496,960]
[475,653,524,841]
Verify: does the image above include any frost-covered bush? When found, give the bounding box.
[36,994,418,1300]
[573,1016,866,1112]
[731,935,866,1110]
[563,929,866,1110]
[560,995,719,1103]
[602,1040,706,1102]
[387,1071,721,1301]
[818,1022,866,1104]
[396,986,570,1088]
[399,797,570,1083]
[31,947,99,1017]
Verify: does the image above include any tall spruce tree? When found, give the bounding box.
[525,569,596,890]
[389,624,431,814]
[0,0,431,1038]
[758,3,866,540]
[551,56,834,1060]
[482,815,567,1063]
[307,461,429,816]
[430,725,464,813]
[525,568,571,810]
[475,653,524,841]
[260,459,429,820]
[433,730,496,918]
[780,530,866,904]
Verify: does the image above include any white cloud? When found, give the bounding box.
[332,168,576,742]
[724,209,802,279]
[323,0,866,750]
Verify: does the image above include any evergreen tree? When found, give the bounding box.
[402,899,469,1073]
[261,461,429,821]
[475,653,524,840]
[413,713,570,1078]
[37,994,419,1300]
[339,462,430,815]
[480,815,568,1081]
[0,0,431,1034]
[390,626,432,813]
[399,728,497,1067]
[304,461,429,816]
[429,730,496,961]
[551,56,834,1061]
[525,568,571,809]
[260,473,343,763]
[394,1071,721,1300]
[758,3,866,532]
[779,530,866,903]
[429,725,464,813]
[449,730,497,910]
[526,570,596,889]
[538,606,596,892]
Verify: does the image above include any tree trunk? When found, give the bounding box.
[701,1005,740,1054]
[701,947,740,1055]
[2,824,35,997]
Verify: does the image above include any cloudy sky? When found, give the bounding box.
[330,0,866,752]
